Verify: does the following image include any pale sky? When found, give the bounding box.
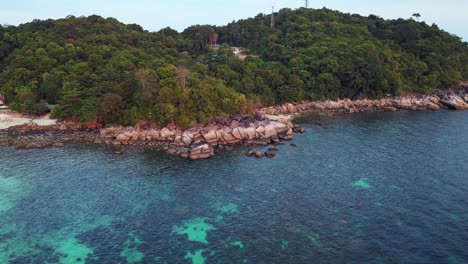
[1,0,467,41]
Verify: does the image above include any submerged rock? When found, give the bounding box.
[246,139,269,146]
[352,178,372,189]
[171,217,215,244]
[166,148,179,155]
[271,136,281,144]
[254,151,264,158]
[268,146,279,151]
[293,125,305,133]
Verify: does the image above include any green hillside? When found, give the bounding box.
[0,8,467,126]
[216,8,468,100]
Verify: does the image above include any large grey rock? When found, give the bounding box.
[160,128,175,138]
[189,144,214,160]
[279,128,294,140]
[116,134,128,142]
[181,133,193,146]
[222,131,239,144]
[245,127,257,139]
[256,126,265,134]
[147,129,160,140]
[100,126,124,138]
[264,125,277,138]
[421,97,441,110]
[440,94,468,110]
[202,130,218,144]
[232,127,246,140]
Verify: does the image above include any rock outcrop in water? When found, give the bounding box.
[98,117,296,160]
[0,113,300,160]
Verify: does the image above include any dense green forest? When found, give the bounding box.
[1,8,467,126]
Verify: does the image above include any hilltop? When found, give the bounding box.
[1,8,467,126]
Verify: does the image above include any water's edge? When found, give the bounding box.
[1,88,468,161]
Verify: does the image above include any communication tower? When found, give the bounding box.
[271,6,275,30]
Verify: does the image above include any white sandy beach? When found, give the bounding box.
[0,111,58,130]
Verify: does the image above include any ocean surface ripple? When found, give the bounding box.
[1,110,467,263]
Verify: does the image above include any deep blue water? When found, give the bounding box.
[1,110,468,264]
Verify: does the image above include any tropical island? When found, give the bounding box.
[1,7,467,159]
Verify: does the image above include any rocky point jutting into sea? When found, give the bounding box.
[1,87,467,160]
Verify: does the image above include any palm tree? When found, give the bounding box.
[412,13,421,22]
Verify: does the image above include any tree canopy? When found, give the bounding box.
[1,8,467,126]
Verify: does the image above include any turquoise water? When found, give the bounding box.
[1,110,468,263]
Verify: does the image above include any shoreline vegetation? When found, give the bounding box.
[1,10,468,130]
[1,87,467,160]
[1,9,468,160]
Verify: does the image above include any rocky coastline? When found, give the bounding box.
[1,87,467,160]
[0,122,99,149]
[260,86,468,116]
[99,117,300,160]
[0,115,300,160]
